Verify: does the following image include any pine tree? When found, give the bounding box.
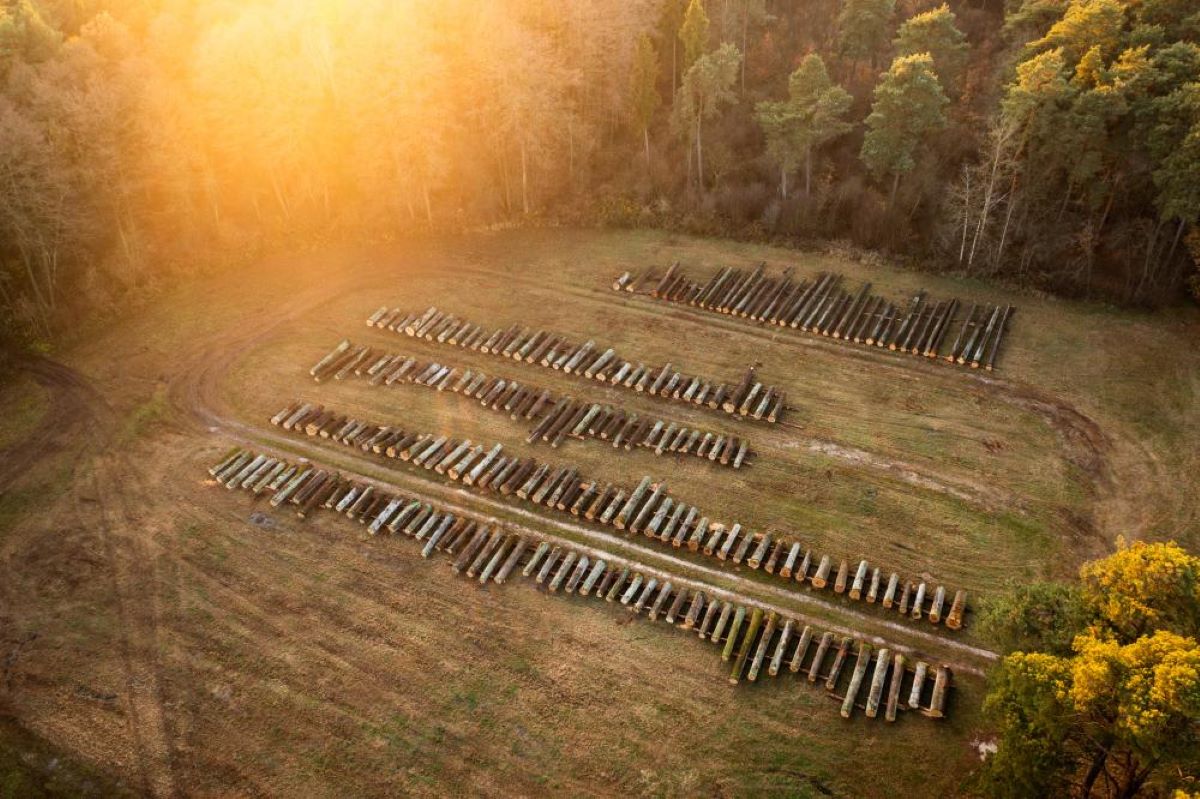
[755,53,852,199]
[837,0,896,71]
[860,53,948,207]
[679,0,710,73]
[629,33,661,168]
[894,4,968,91]
[671,42,741,193]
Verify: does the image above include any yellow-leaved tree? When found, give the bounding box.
[981,540,1200,798]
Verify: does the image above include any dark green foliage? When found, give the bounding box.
[978,581,1089,656]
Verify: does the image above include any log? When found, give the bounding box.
[866,567,881,604]
[604,567,630,602]
[929,585,946,624]
[619,572,644,605]
[494,537,528,583]
[768,619,793,676]
[746,611,777,682]
[717,523,741,560]
[849,559,869,600]
[911,581,927,620]
[564,554,592,593]
[576,556,604,595]
[796,547,816,578]
[882,573,900,608]
[824,636,851,691]
[885,654,905,722]
[984,305,1014,370]
[647,580,673,620]
[535,546,562,585]
[310,339,351,378]
[956,306,986,364]
[946,590,967,630]
[807,631,833,683]
[866,302,893,345]
[665,585,689,623]
[840,642,872,718]
[548,551,578,592]
[763,538,785,573]
[779,542,801,579]
[907,661,928,709]
[729,607,764,683]
[970,305,1004,367]
[833,559,849,594]
[945,299,974,359]
[682,591,705,630]
[729,524,755,564]
[835,283,872,339]
[629,483,667,533]
[925,666,950,718]
[814,553,834,587]
[453,525,492,573]
[615,476,653,529]
[479,534,517,583]
[865,648,891,718]
[790,625,813,673]
[698,598,723,638]
[719,606,746,657]
[466,530,505,578]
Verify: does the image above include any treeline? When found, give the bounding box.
[0,0,1197,345]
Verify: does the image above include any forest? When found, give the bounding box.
[0,0,1197,346]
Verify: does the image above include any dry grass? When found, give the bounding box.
[0,229,1196,797]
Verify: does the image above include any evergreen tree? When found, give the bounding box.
[629,33,661,168]
[894,4,968,91]
[671,42,741,193]
[755,53,852,199]
[860,53,948,207]
[837,0,896,70]
[679,0,710,73]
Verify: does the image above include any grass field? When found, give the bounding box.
[1,229,1196,797]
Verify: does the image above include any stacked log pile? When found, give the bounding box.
[267,401,969,630]
[208,446,953,721]
[616,264,1015,370]
[308,340,752,468]
[362,306,784,422]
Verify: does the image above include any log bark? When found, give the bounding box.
[840,642,872,718]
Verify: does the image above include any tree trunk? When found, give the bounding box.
[888,171,901,210]
[959,166,971,263]
[423,178,433,224]
[644,126,651,170]
[521,139,530,215]
[500,150,511,214]
[995,176,1020,269]
[969,130,1006,271]
[780,165,787,200]
[1080,747,1108,798]
[695,113,704,194]
[804,147,812,198]
[671,36,677,93]
[741,5,748,92]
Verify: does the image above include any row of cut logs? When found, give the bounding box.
[208,446,953,721]
[269,400,968,630]
[615,263,1015,370]
[309,339,752,468]
[363,305,785,422]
